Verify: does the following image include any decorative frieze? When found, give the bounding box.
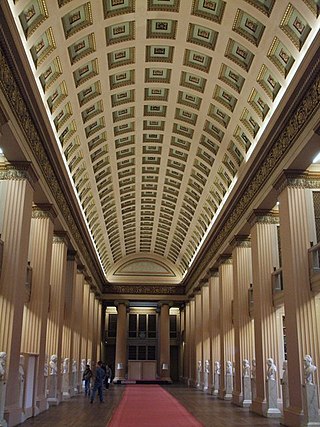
[107,284,185,295]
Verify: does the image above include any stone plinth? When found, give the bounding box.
[225,374,233,400]
[302,384,320,426]
[47,375,59,406]
[213,373,219,396]
[242,376,252,407]
[266,379,281,418]
[0,380,7,427]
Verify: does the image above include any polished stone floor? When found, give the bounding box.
[18,384,282,427]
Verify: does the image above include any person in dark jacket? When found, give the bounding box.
[90,361,105,403]
[82,364,92,397]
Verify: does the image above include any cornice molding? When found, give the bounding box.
[217,254,232,266]
[186,68,320,295]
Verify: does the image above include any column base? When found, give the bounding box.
[232,391,251,407]
[282,406,304,427]
[35,396,49,414]
[250,397,266,417]
[4,405,24,427]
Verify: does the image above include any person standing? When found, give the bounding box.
[82,364,92,397]
[90,361,105,403]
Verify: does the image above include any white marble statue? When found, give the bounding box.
[63,358,69,374]
[19,355,25,409]
[242,359,250,377]
[197,360,202,371]
[214,361,220,375]
[49,355,58,375]
[226,361,233,375]
[281,360,289,409]
[44,360,48,377]
[72,360,77,373]
[266,358,277,381]
[0,352,6,380]
[205,360,210,374]
[304,354,317,385]
[81,359,86,373]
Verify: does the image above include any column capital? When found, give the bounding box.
[217,254,232,266]
[114,300,130,312]
[67,250,77,262]
[230,234,251,249]
[207,267,219,278]
[247,209,279,227]
[273,169,320,194]
[0,161,38,188]
[157,301,173,309]
[53,231,70,246]
[32,204,57,221]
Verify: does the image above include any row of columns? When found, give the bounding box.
[0,162,102,426]
[182,172,320,427]
[113,301,172,382]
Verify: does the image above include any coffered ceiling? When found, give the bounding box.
[5,0,320,285]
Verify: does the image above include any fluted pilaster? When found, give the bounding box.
[218,256,234,400]
[73,270,85,385]
[195,292,203,385]
[275,171,320,426]
[209,270,220,368]
[249,210,281,416]
[231,236,254,406]
[159,302,171,381]
[21,204,56,412]
[81,283,90,362]
[0,162,36,421]
[202,283,211,391]
[114,301,128,381]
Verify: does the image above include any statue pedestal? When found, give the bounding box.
[242,376,252,407]
[265,379,281,417]
[281,379,289,410]
[62,373,70,400]
[196,371,202,389]
[47,375,59,406]
[225,374,233,400]
[302,384,320,426]
[203,371,209,392]
[213,373,219,396]
[0,380,7,427]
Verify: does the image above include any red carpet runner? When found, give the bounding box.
[108,385,203,426]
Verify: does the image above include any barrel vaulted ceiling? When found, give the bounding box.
[6,0,320,285]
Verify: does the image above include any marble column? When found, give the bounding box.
[0,162,37,426]
[61,251,77,400]
[189,298,196,386]
[195,292,203,389]
[249,210,281,417]
[230,236,255,407]
[46,233,68,405]
[218,256,234,400]
[275,171,320,426]
[114,301,128,382]
[159,302,172,382]
[81,282,90,364]
[73,270,85,392]
[184,302,191,385]
[208,269,220,396]
[20,205,56,414]
[202,282,211,392]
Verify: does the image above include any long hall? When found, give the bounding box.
[0,0,320,426]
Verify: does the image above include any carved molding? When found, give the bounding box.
[274,170,320,194]
[53,231,69,246]
[32,204,57,221]
[187,70,320,294]
[230,234,251,249]
[106,284,185,295]
[0,162,38,188]
[217,254,232,266]
[247,209,279,227]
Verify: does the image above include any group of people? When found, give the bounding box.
[82,361,113,403]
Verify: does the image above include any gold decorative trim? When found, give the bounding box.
[230,235,251,248]
[247,209,279,227]
[274,170,320,194]
[106,284,185,295]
